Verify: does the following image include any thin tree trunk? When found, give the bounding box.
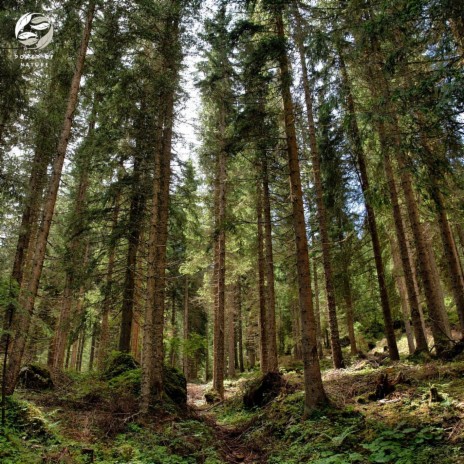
[257,182,269,373]
[397,153,451,354]
[5,1,95,394]
[213,136,227,398]
[313,259,324,357]
[338,50,400,359]
[183,276,190,380]
[170,294,178,368]
[50,137,91,370]
[227,293,236,379]
[294,11,344,369]
[237,279,244,373]
[275,6,327,413]
[430,180,464,333]
[119,153,145,352]
[89,323,97,371]
[97,189,120,369]
[261,157,278,372]
[390,234,416,354]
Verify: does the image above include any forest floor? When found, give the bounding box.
[2,355,464,463]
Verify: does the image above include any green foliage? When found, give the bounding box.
[362,425,443,463]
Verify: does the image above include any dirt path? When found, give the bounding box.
[187,383,265,463]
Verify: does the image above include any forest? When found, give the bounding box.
[1,0,464,462]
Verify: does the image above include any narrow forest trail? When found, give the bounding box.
[187,383,265,463]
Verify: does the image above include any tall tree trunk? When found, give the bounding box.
[396,152,451,354]
[312,258,324,358]
[275,6,327,413]
[213,134,227,398]
[50,126,92,370]
[227,292,236,379]
[293,15,344,369]
[170,294,178,368]
[98,189,120,369]
[261,157,278,372]
[237,279,245,373]
[429,180,464,333]
[5,1,95,394]
[119,152,145,352]
[390,234,416,354]
[183,276,190,380]
[141,8,181,412]
[89,322,97,371]
[256,182,269,373]
[338,51,400,359]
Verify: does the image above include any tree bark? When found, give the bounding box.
[97,188,120,369]
[261,157,279,371]
[237,279,245,373]
[141,7,181,412]
[183,276,190,380]
[390,234,416,354]
[227,291,236,379]
[119,150,146,352]
[256,182,269,373]
[213,132,227,398]
[5,1,95,394]
[275,6,327,413]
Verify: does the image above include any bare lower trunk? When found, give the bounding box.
[183,276,190,380]
[213,142,227,398]
[97,191,120,369]
[227,294,236,378]
[276,6,327,413]
[390,234,415,354]
[119,153,145,352]
[262,157,278,372]
[313,259,324,358]
[5,1,95,394]
[237,279,244,373]
[397,153,451,354]
[257,182,269,373]
[431,184,464,333]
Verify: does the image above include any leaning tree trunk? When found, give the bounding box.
[275,6,327,414]
[294,15,344,369]
[396,151,451,354]
[428,173,464,333]
[50,105,94,370]
[4,1,95,395]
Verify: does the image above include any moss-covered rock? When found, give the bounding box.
[243,372,284,409]
[163,366,187,405]
[102,351,139,380]
[102,353,187,405]
[204,389,221,404]
[17,364,53,391]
